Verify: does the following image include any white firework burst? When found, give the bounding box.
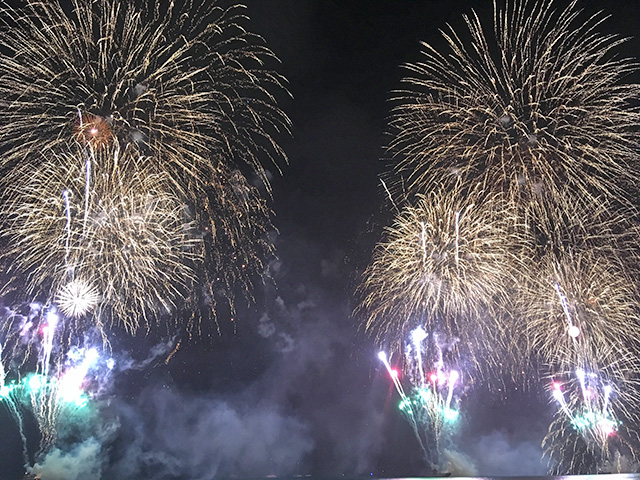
[55,279,100,318]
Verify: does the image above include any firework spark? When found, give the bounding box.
[544,368,640,474]
[194,163,278,330]
[3,343,109,452]
[0,0,290,191]
[379,327,464,472]
[55,279,100,319]
[357,186,520,360]
[386,0,640,213]
[516,249,640,380]
[2,142,202,334]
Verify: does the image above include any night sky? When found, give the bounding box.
[3,1,640,479]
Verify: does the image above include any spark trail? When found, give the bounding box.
[543,366,640,474]
[378,327,464,472]
[357,186,519,361]
[0,0,290,335]
[362,0,640,474]
[552,370,618,443]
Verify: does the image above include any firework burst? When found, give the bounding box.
[357,185,520,358]
[1,141,201,334]
[1,339,112,453]
[0,0,287,471]
[0,0,290,190]
[0,0,289,329]
[386,0,640,212]
[516,249,640,380]
[55,279,100,319]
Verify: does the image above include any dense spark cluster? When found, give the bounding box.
[55,279,101,319]
[0,0,289,332]
[1,342,111,452]
[386,0,640,212]
[379,327,464,472]
[358,186,519,354]
[0,0,290,191]
[360,0,640,474]
[1,142,201,333]
[543,369,640,474]
[516,250,640,379]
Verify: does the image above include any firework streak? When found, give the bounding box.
[379,327,464,471]
[0,0,290,334]
[360,0,640,474]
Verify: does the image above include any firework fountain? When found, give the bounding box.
[378,327,465,471]
[537,265,640,473]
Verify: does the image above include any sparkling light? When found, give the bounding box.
[411,326,428,345]
[568,325,581,338]
[55,278,100,318]
[443,408,459,423]
[27,374,45,392]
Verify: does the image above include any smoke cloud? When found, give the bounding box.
[30,438,103,480]
[463,430,546,476]
[107,388,314,479]
[15,234,387,479]
[441,448,478,476]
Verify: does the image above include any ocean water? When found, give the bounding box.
[258,476,640,480]
[383,477,640,480]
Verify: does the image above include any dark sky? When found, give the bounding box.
[3,1,640,479]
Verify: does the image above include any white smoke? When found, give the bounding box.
[442,448,479,476]
[29,438,103,480]
[463,430,546,476]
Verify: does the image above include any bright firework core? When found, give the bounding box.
[55,279,100,318]
[74,113,112,149]
[377,327,463,472]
